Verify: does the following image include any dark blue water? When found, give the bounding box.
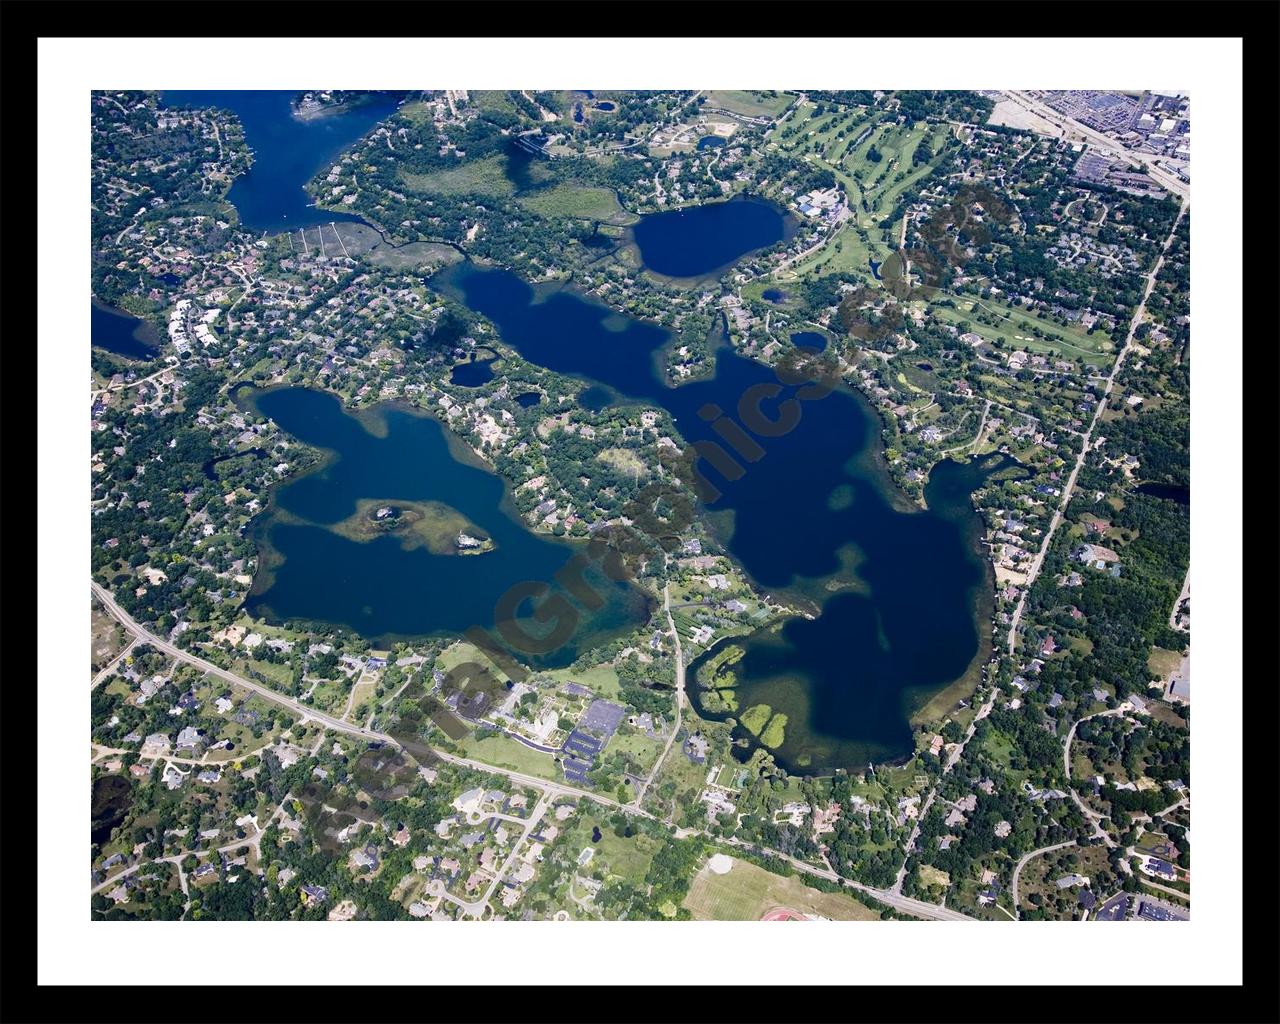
[631,195,795,279]
[160,91,402,231]
[578,385,614,412]
[791,331,828,353]
[244,388,650,662]
[515,392,542,408]
[595,102,616,112]
[91,775,132,848]
[1136,482,1189,505]
[762,288,788,304]
[433,263,1008,770]
[450,352,497,387]
[697,135,726,151]
[92,300,161,361]
[869,258,883,281]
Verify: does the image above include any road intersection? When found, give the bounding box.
[91,579,978,920]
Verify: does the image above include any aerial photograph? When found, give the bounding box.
[88,86,1192,925]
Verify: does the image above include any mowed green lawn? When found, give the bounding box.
[929,295,1115,361]
[544,663,621,698]
[567,816,659,880]
[682,856,880,921]
[778,108,954,282]
[457,732,560,780]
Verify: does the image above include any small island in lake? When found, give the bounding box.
[328,499,496,556]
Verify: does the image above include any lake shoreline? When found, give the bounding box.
[238,383,655,663]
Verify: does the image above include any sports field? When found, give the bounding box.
[682,856,880,921]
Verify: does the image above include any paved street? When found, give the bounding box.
[91,578,978,921]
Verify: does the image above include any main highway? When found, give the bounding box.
[997,90,1189,201]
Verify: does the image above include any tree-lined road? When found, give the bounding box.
[1011,840,1076,917]
[91,579,977,920]
[1006,199,1187,654]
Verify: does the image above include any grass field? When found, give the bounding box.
[366,241,462,270]
[238,656,292,690]
[682,856,880,921]
[1147,647,1183,680]
[981,728,1016,768]
[1146,701,1187,729]
[437,641,505,678]
[774,102,954,282]
[544,663,621,699]
[567,816,660,881]
[517,183,634,224]
[458,732,560,780]
[705,90,794,119]
[401,155,516,199]
[399,101,433,126]
[91,602,128,677]
[608,731,664,772]
[929,296,1115,362]
[471,91,523,119]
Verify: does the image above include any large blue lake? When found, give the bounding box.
[160,91,403,231]
[631,195,795,279]
[431,263,1016,771]
[193,90,1013,771]
[243,387,652,665]
[92,299,161,361]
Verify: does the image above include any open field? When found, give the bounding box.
[608,730,664,772]
[544,663,621,699]
[683,856,880,921]
[565,815,660,881]
[366,241,462,270]
[401,155,516,199]
[91,601,129,677]
[596,447,650,478]
[470,91,523,119]
[283,222,462,270]
[517,183,635,224]
[705,90,794,119]
[457,732,561,780]
[398,100,435,126]
[929,295,1115,362]
[1147,646,1184,680]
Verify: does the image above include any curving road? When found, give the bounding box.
[89,581,639,814]
[91,580,975,921]
[1063,708,1127,847]
[1011,840,1077,917]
